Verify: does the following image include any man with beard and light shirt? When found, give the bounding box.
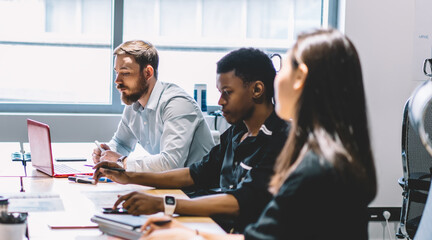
[92,40,215,172]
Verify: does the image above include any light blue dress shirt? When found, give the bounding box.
[108,81,215,172]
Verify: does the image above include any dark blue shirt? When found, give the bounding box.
[189,111,289,231]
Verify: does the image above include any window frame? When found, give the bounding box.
[0,0,339,114]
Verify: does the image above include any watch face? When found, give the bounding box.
[165,196,175,205]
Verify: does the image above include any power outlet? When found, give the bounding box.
[368,207,401,221]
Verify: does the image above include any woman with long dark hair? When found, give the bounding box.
[140,28,377,240]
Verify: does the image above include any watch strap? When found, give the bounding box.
[164,195,176,216]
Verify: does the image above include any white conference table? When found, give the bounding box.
[0,142,225,240]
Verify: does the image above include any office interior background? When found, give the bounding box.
[0,0,426,239]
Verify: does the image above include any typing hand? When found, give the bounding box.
[93,161,128,184]
[113,191,163,216]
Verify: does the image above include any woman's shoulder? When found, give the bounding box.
[294,150,335,178]
[277,150,340,196]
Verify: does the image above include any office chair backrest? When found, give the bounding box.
[414,178,432,239]
[398,98,432,239]
[404,98,432,182]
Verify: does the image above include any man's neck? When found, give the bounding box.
[243,103,274,137]
[138,78,156,107]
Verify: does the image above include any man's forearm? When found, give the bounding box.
[175,194,240,217]
[126,153,184,172]
[126,168,195,189]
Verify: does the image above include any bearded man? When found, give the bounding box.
[92,40,215,172]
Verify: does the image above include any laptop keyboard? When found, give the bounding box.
[54,164,82,174]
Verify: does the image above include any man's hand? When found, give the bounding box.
[92,143,111,163]
[114,191,164,216]
[93,161,129,184]
[100,150,123,163]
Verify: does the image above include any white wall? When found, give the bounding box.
[344,0,417,239]
[345,0,415,207]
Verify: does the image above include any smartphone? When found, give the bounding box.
[102,207,129,214]
[55,157,87,162]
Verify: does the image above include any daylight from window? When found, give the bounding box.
[0,0,324,111]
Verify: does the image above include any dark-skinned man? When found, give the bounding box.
[93,48,290,232]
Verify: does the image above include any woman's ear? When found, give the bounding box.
[294,63,308,90]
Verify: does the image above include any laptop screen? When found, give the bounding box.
[27,119,54,176]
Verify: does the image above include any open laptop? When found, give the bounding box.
[27,119,93,178]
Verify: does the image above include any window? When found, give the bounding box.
[0,0,339,113]
[0,0,118,113]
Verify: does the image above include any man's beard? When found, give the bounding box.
[119,73,149,105]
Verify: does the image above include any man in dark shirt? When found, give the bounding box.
[93,48,289,232]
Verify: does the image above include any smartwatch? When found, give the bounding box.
[164,195,176,216]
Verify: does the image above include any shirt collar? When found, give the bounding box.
[259,110,285,136]
[232,110,284,137]
[132,81,163,112]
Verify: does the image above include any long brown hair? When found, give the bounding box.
[269,29,377,204]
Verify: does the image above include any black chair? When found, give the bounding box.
[414,172,432,239]
[397,98,432,239]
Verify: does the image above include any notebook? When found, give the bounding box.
[91,214,148,240]
[27,119,93,178]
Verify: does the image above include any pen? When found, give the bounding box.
[94,140,106,153]
[153,219,172,226]
[141,219,172,231]
[101,166,125,172]
[85,164,125,172]
[98,177,113,183]
[75,175,113,183]
[68,176,96,185]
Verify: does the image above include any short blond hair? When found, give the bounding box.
[114,40,159,79]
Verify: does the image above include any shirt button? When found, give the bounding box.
[146,141,150,145]
[144,122,147,125]
[229,185,234,189]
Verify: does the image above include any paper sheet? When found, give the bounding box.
[81,190,135,209]
[8,197,64,212]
